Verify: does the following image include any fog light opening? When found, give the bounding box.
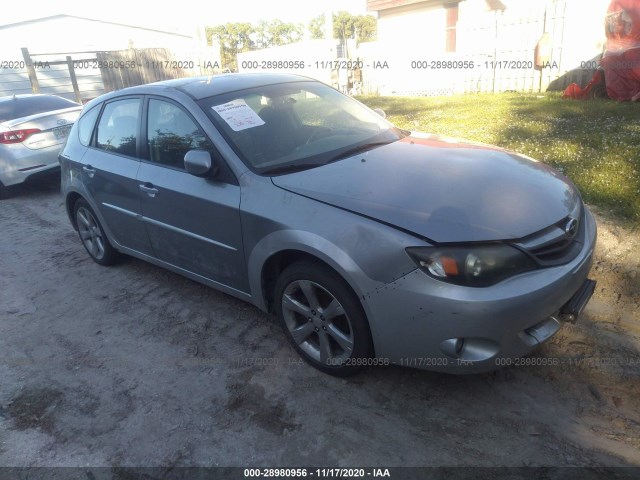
[440,337,466,358]
[440,337,500,362]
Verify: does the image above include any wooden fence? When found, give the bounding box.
[95,47,222,93]
[3,47,222,102]
[13,48,104,103]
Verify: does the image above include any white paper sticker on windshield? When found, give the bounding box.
[212,99,265,132]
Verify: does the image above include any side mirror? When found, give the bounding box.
[184,150,217,177]
[373,108,387,119]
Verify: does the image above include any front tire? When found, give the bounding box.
[274,261,373,376]
[73,198,119,266]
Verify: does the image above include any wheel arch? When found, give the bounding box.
[261,249,332,314]
[65,191,83,230]
[260,247,377,360]
[248,230,380,355]
[250,234,370,310]
[64,189,118,253]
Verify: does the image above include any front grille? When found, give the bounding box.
[515,202,585,267]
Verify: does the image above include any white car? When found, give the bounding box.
[0,94,82,198]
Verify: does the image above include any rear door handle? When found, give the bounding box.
[83,165,95,178]
[139,183,159,197]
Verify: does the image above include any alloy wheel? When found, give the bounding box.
[281,279,355,365]
[76,206,106,260]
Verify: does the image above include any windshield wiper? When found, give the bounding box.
[326,140,393,163]
[261,163,321,175]
[261,139,395,175]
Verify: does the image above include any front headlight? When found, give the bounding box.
[406,244,537,287]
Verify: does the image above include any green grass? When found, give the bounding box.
[359,93,640,223]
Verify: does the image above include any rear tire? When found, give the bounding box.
[274,261,373,376]
[73,198,119,266]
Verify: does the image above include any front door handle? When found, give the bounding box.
[83,165,96,178]
[139,183,159,197]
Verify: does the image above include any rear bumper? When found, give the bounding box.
[361,206,597,373]
[0,163,60,187]
[0,144,62,186]
[24,163,61,181]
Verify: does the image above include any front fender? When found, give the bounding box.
[247,229,381,312]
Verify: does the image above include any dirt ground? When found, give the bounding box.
[0,176,639,469]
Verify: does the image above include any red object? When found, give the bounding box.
[602,0,640,100]
[563,0,640,101]
[605,0,640,52]
[563,70,606,99]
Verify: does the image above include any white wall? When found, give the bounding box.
[362,3,455,95]
[377,3,446,54]
[365,0,613,95]
[561,0,609,69]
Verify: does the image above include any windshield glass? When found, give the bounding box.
[199,81,405,174]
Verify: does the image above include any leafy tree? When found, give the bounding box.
[332,11,356,46]
[207,20,304,69]
[265,19,304,47]
[332,11,377,47]
[308,14,325,39]
[354,15,377,45]
[254,20,271,50]
[206,23,254,71]
[206,14,375,70]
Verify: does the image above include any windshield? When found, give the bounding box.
[199,81,405,174]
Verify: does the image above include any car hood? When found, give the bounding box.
[271,133,581,243]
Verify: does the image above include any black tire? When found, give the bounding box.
[590,83,608,99]
[73,198,119,266]
[274,261,373,376]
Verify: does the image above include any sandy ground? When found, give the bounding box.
[0,176,638,469]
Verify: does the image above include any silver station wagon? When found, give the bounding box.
[60,74,596,376]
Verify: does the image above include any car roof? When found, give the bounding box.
[90,73,315,105]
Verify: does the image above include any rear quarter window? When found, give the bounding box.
[78,105,100,146]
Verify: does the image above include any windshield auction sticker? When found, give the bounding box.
[212,99,265,131]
